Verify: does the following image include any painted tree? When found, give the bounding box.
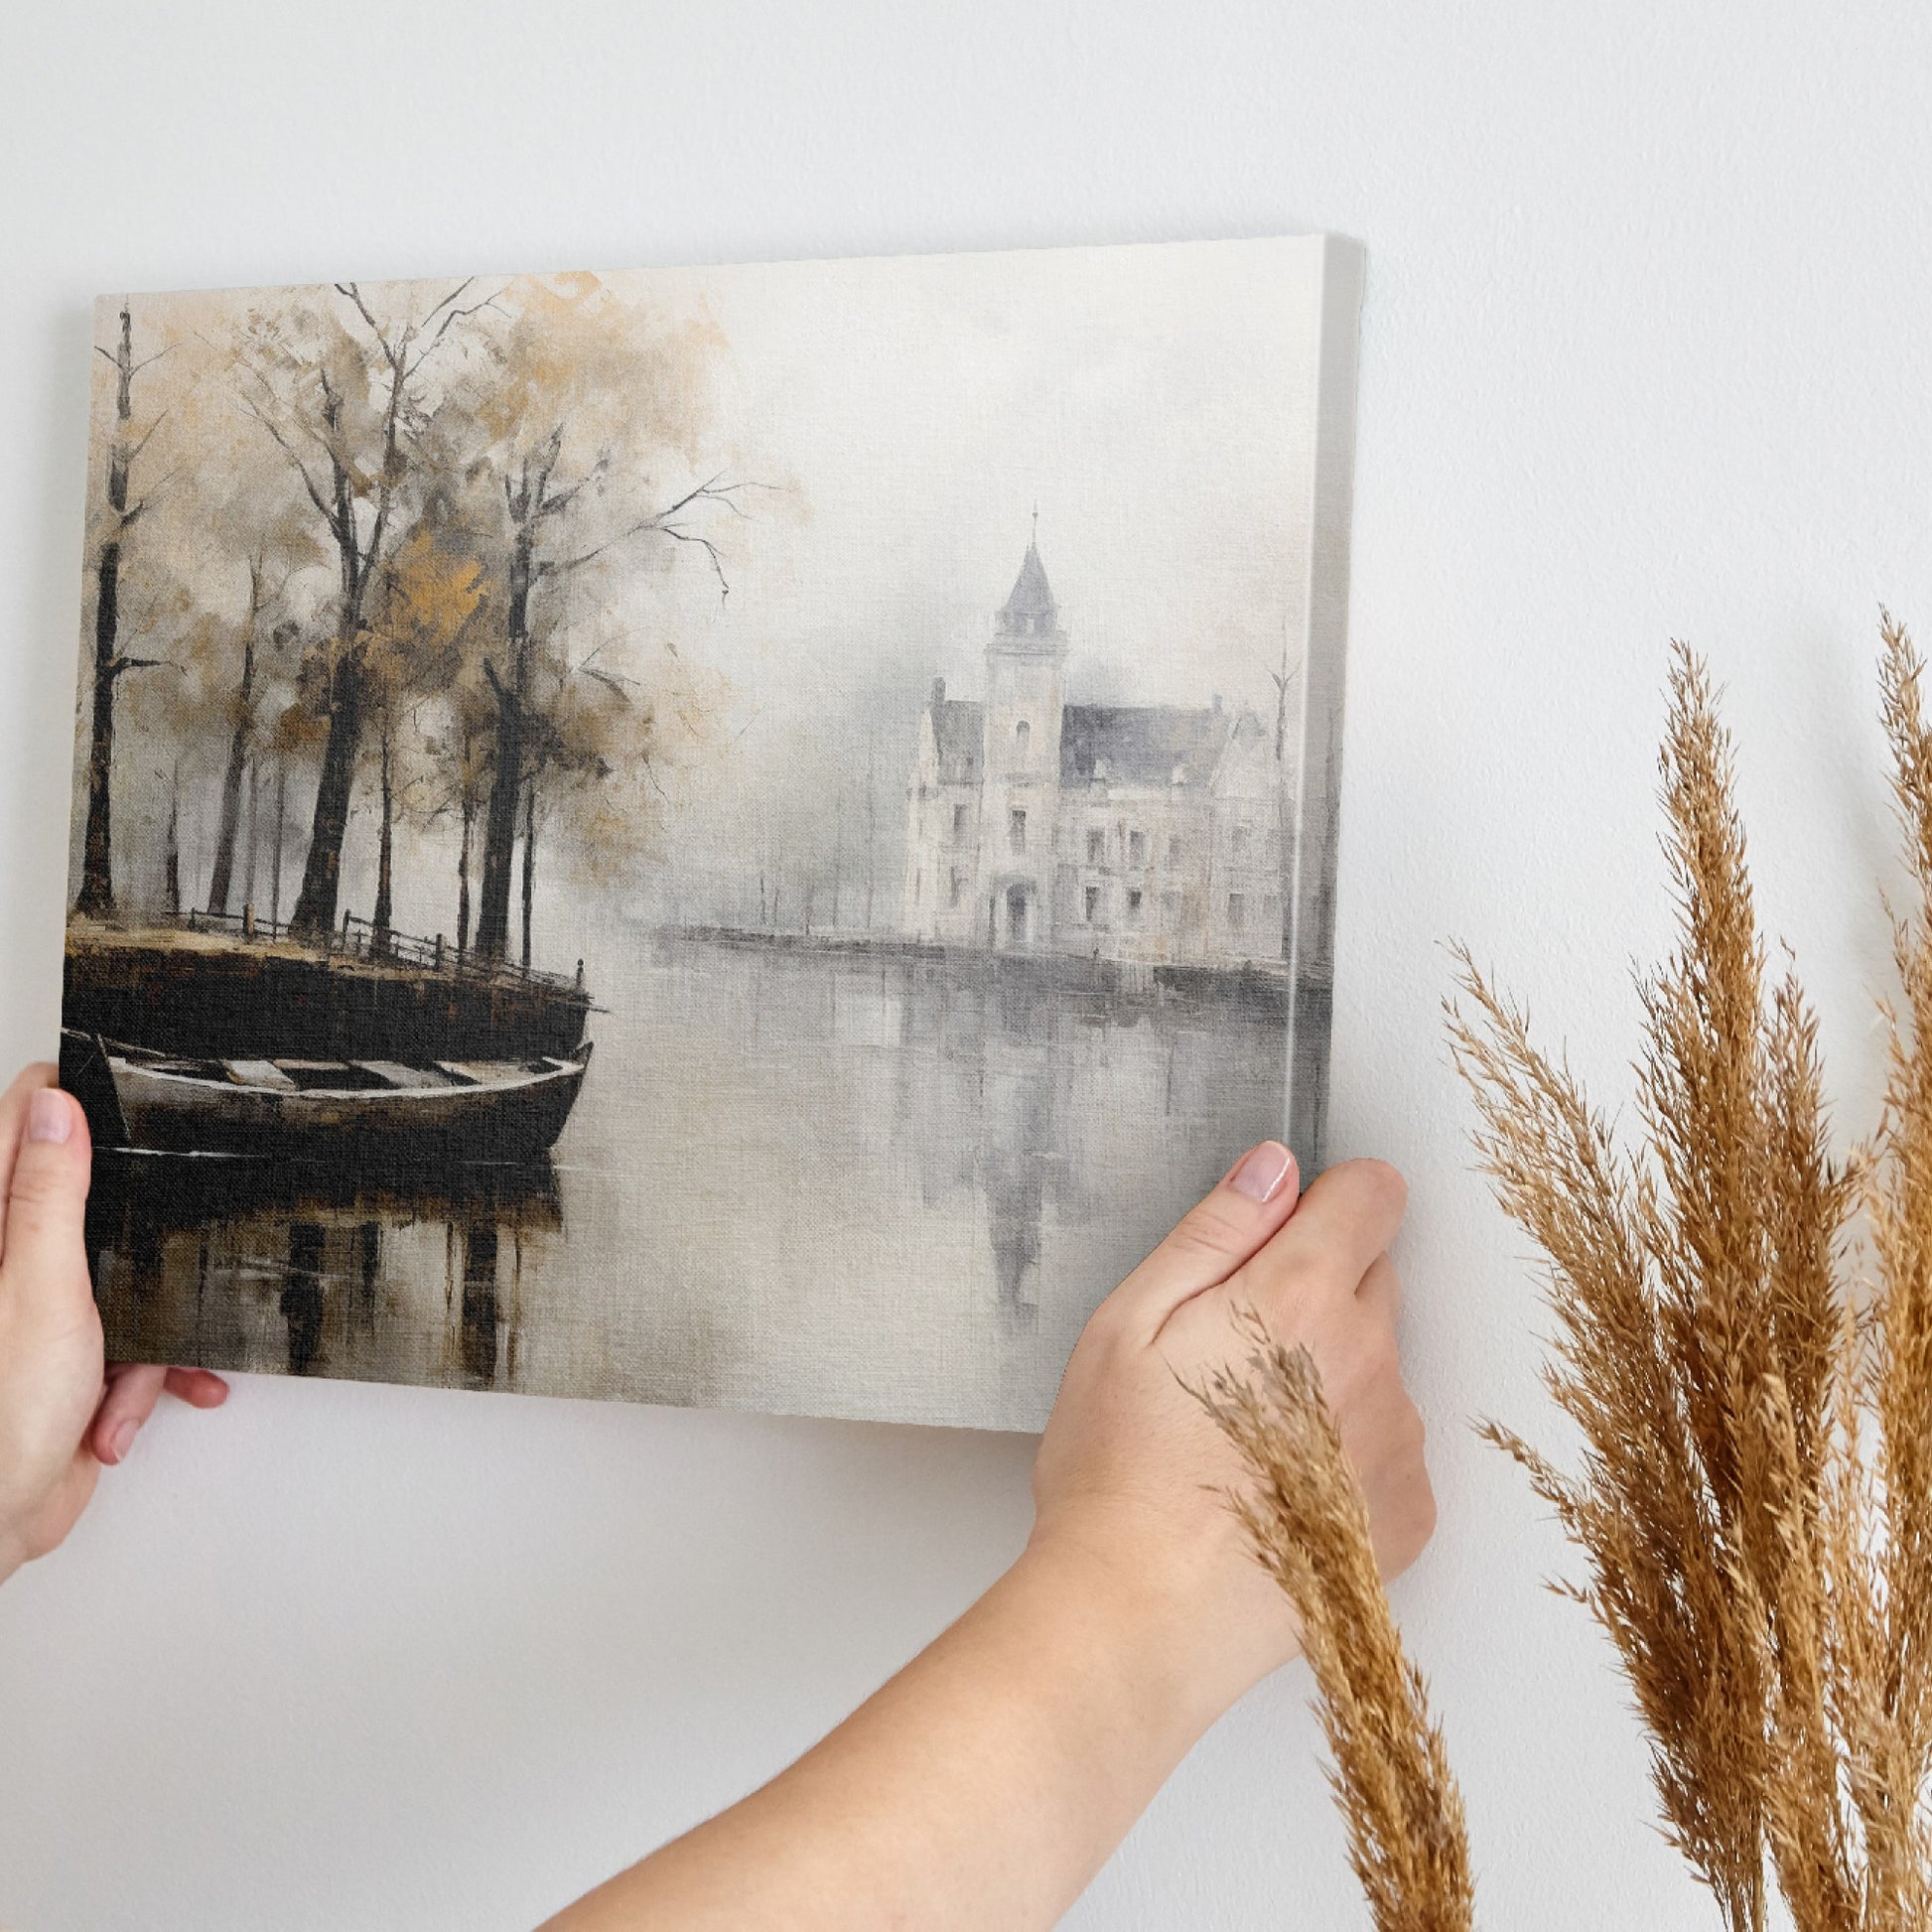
[416,673,497,957]
[503,616,725,963]
[446,276,748,962]
[236,280,495,938]
[357,525,486,950]
[75,303,177,918]
[206,548,307,919]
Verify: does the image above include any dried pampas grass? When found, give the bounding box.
[1199,1313,1475,1932]
[1210,619,1932,1931]
[1448,619,1932,1930]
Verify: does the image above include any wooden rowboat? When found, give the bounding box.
[61,1031,592,1159]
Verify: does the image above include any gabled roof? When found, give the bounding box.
[999,541,1057,631]
[1059,704,1236,788]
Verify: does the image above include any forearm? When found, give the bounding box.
[543,1542,1234,1931]
[540,1149,1429,1931]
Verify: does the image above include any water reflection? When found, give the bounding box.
[89,1152,561,1387]
[460,1220,500,1386]
[281,1224,325,1375]
[88,934,1287,1430]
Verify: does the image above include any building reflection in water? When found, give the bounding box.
[884,946,1282,1328]
[87,1153,562,1388]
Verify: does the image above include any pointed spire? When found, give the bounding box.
[999,519,1057,635]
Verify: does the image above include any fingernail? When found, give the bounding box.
[27,1090,71,1145]
[107,1418,138,1463]
[1230,1141,1294,1203]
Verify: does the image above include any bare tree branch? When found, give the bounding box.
[581,665,639,699]
[408,282,508,375]
[106,654,183,682]
[126,409,171,469]
[536,474,767,594]
[239,390,340,537]
[121,463,186,527]
[414,276,477,335]
[334,282,403,368]
[654,521,732,596]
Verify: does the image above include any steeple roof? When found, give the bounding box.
[999,539,1057,631]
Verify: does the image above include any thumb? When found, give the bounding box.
[2,1087,94,1319]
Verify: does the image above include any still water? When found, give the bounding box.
[91,933,1289,1432]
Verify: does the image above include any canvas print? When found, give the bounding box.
[59,235,1362,1431]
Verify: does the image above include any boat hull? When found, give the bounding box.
[65,1034,591,1161]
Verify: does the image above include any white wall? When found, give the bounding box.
[3,3,1928,1924]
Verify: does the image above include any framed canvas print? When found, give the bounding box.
[60,234,1363,1431]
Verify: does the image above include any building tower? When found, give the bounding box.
[980,519,1067,948]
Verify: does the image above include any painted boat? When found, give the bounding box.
[61,1031,592,1159]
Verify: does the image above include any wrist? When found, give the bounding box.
[1006,1526,1282,1749]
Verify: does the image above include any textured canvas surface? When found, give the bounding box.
[60,235,1361,1431]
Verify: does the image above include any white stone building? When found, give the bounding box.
[901,537,1290,965]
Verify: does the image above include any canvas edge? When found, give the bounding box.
[86,229,1339,307]
[1284,234,1365,1176]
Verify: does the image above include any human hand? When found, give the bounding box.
[0,1063,227,1584]
[541,1145,1434,1932]
[1028,1144,1434,1726]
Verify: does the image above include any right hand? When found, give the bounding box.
[1028,1144,1435,1724]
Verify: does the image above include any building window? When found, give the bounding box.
[952,802,968,840]
[1009,808,1027,854]
[1084,885,1101,923]
[1231,825,1252,862]
[1127,829,1147,865]
[1227,892,1247,930]
[1015,719,1031,758]
[913,871,922,904]
[1167,835,1181,867]
[1126,888,1144,920]
[1161,890,1180,918]
[1086,828,1105,865]
[950,870,965,907]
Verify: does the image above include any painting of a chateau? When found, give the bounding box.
[903,532,1287,967]
[62,235,1360,1432]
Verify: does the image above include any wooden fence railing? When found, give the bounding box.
[185,906,586,997]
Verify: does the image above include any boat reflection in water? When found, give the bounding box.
[84,933,1290,1432]
[87,1151,562,1389]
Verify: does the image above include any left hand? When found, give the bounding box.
[0,1062,228,1584]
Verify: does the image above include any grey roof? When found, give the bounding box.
[925,694,1242,791]
[999,542,1057,628]
[1059,705,1234,788]
[931,698,985,776]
